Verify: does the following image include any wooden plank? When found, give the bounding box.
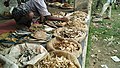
[81,0,92,68]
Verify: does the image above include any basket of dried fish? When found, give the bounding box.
[66,11,87,22]
[47,37,82,57]
[54,27,87,42]
[65,20,88,31]
[26,51,81,68]
[7,43,48,67]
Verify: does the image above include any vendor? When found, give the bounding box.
[4,0,68,28]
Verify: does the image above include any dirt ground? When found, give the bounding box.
[88,39,120,68]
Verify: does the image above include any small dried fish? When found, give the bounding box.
[27,55,77,68]
[53,39,79,52]
[59,27,85,39]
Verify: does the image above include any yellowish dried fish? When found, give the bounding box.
[26,51,81,68]
[54,27,86,42]
[47,37,82,57]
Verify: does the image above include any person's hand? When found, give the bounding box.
[61,17,69,22]
[4,1,9,7]
[45,15,69,22]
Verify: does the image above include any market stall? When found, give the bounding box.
[0,0,92,68]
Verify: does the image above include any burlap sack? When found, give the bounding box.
[54,27,87,42]
[49,51,81,68]
[26,51,81,68]
[47,37,82,57]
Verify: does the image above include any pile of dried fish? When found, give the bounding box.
[47,37,82,57]
[66,20,88,31]
[26,51,81,68]
[47,2,73,9]
[52,12,66,17]
[18,44,41,64]
[44,12,67,27]
[47,2,62,7]
[54,27,86,42]
[51,11,88,31]
[54,40,79,52]
[71,11,87,17]
[36,55,76,68]
[61,3,74,9]
[29,24,44,32]
[0,32,30,46]
[8,43,48,67]
[32,30,47,40]
[47,21,67,27]
[66,11,87,22]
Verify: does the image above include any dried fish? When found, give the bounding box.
[54,40,79,52]
[66,11,87,22]
[47,37,82,57]
[29,24,44,32]
[32,30,47,40]
[66,20,88,31]
[54,27,86,42]
[26,51,78,68]
[8,43,48,67]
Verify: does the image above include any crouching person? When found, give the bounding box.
[4,0,68,29]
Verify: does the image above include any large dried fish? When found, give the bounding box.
[32,30,47,40]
